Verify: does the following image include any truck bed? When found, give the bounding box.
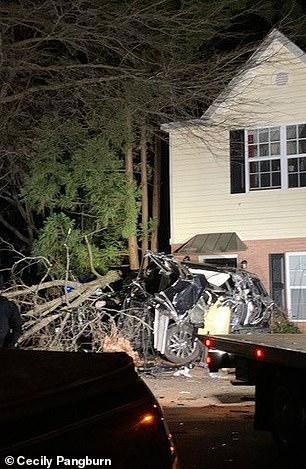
[205,333,306,369]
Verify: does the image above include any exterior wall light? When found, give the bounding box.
[240,259,248,269]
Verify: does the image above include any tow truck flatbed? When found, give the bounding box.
[203,332,306,455]
[205,333,306,369]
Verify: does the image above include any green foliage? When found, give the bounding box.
[122,179,141,239]
[138,217,157,241]
[272,320,301,334]
[23,115,140,276]
[22,116,87,212]
[270,306,302,333]
[68,135,127,229]
[32,213,126,277]
[32,213,82,277]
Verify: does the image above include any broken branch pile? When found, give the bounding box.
[4,270,134,352]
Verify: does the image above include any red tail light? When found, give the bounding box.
[255,347,264,359]
[205,338,214,349]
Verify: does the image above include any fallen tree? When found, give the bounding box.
[0,239,144,362]
[3,270,125,351]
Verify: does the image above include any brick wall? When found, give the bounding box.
[295,322,306,333]
[237,237,306,292]
[237,238,306,332]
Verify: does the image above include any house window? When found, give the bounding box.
[238,124,306,192]
[285,252,306,320]
[247,127,281,190]
[286,124,306,188]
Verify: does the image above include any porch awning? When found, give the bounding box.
[175,232,247,254]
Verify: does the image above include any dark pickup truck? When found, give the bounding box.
[0,348,178,469]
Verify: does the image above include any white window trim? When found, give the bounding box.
[280,125,288,190]
[244,122,306,192]
[244,134,250,192]
[285,251,306,321]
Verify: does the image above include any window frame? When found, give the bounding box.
[285,251,306,321]
[244,122,306,192]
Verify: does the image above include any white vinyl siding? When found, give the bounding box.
[170,127,306,245]
[210,38,306,129]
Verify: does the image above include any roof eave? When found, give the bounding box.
[160,118,211,133]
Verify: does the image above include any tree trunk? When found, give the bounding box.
[140,122,149,260]
[125,136,139,271]
[151,133,161,252]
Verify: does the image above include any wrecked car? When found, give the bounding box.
[120,251,274,365]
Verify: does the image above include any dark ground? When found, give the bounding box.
[141,365,297,469]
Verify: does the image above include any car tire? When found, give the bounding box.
[163,324,201,365]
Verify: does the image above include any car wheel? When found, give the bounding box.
[163,324,201,365]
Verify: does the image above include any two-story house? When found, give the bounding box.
[161,29,306,329]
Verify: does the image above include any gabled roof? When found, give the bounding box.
[161,29,306,132]
[203,28,306,121]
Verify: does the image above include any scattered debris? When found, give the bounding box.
[173,367,193,378]
[103,325,142,366]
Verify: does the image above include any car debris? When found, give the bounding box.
[119,251,275,365]
[173,367,192,378]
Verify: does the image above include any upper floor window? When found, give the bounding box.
[247,127,281,190]
[286,124,306,188]
[230,124,306,193]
